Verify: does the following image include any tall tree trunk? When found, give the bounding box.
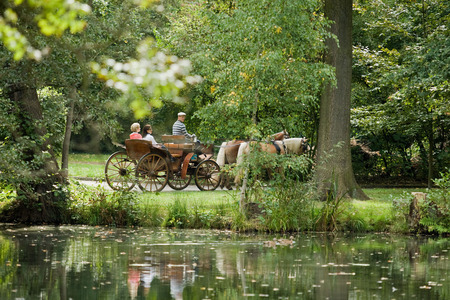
[61,89,76,178]
[427,119,434,188]
[315,0,368,200]
[4,84,67,224]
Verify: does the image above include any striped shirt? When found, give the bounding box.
[172,120,194,138]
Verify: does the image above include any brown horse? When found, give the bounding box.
[234,137,309,185]
[216,130,290,189]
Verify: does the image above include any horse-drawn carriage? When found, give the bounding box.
[104,136,221,192]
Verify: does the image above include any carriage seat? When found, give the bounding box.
[125,139,153,161]
[161,135,186,144]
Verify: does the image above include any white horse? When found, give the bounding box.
[217,132,291,189]
[234,138,309,185]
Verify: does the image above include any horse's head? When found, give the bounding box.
[300,137,309,153]
[273,129,290,141]
[285,137,309,155]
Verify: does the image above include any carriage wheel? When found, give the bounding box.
[195,160,221,191]
[168,172,192,190]
[104,151,136,191]
[136,153,169,192]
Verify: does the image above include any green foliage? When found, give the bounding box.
[0,184,16,214]
[391,192,415,233]
[164,198,231,229]
[164,0,333,141]
[234,149,315,232]
[258,181,317,232]
[236,149,313,189]
[315,177,349,232]
[68,182,140,226]
[351,0,450,182]
[164,199,189,228]
[420,170,450,234]
[91,38,201,119]
[0,0,90,60]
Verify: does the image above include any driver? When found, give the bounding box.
[172,112,196,141]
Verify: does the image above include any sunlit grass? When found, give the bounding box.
[363,188,427,201]
[70,153,110,163]
[138,190,236,209]
[67,153,109,179]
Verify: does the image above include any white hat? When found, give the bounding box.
[178,112,186,116]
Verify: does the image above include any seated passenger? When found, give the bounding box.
[142,124,176,162]
[129,123,142,139]
[142,124,158,144]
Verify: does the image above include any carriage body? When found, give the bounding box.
[104,136,220,192]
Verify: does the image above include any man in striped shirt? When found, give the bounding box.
[172,112,196,141]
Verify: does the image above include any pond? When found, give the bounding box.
[0,225,448,300]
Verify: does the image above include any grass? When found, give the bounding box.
[363,187,428,201]
[139,190,235,208]
[1,153,427,231]
[67,153,110,179]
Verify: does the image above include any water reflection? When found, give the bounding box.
[0,225,448,299]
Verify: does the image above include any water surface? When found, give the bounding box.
[0,225,448,299]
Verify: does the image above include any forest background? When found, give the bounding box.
[0,0,448,226]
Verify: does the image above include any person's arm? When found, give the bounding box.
[150,135,158,145]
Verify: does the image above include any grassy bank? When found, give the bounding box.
[68,153,110,179]
[2,153,446,234]
[63,180,432,233]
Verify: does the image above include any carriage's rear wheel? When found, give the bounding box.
[105,151,136,191]
[195,160,221,191]
[168,171,192,190]
[136,153,169,192]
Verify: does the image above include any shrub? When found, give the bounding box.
[68,182,140,226]
[259,181,317,232]
[392,192,416,233]
[164,199,190,228]
[421,170,450,235]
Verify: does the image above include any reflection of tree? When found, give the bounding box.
[0,227,448,299]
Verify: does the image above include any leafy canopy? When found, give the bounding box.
[164,0,334,141]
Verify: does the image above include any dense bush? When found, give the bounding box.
[164,198,231,229]
[421,170,450,234]
[68,182,140,226]
[234,151,317,232]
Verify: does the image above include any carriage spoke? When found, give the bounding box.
[195,160,220,191]
[136,153,168,192]
[105,151,136,191]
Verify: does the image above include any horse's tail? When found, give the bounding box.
[234,142,248,185]
[216,142,227,166]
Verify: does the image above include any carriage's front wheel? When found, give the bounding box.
[105,151,136,191]
[195,160,221,191]
[168,171,192,190]
[136,153,169,192]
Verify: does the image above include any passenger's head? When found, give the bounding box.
[130,123,140,132]
[142,124,152,136]
[177,112,186,122]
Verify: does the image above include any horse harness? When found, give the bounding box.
[272,140,287,155]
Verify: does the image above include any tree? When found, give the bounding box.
[163,0,334,143]
[315,0,368,199]
[0,0,194,223]
[351,0,450,186]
